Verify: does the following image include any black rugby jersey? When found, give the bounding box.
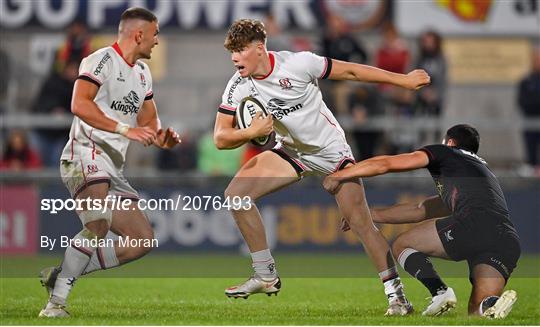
[419,144,512,224]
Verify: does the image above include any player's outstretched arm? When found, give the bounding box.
[328,59,430,90]
[341,195,450,231]
[214,111,272,149]
[72,79,157,146]
[340,202,427,232]
[137,99,181,149]
[372,196,450,224]
[323,151,430,194]
[371,202,429,224]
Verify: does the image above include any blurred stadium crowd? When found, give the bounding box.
[1,0,539,177]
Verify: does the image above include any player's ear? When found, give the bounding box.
[135,30,143,44]
[447,138,457,147]
[256,42,264,55]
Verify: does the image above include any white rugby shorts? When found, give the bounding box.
[271,142,355,176]
[60,143,139,200]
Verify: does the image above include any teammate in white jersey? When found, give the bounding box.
[214,19,430,315]
[39,8,180,318]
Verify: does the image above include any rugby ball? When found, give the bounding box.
[235,96,271,146]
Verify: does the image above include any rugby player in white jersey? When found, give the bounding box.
[38,8,180,318]
[214,19,430,315]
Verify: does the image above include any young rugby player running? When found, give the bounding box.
[39,8,181,318]
[324,124,520,318]
[214,19,430,315]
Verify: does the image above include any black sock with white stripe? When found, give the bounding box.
[398,248,447,297]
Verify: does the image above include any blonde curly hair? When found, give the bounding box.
[224,19,266,52]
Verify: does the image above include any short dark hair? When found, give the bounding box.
[445,124,480,153]
[224,19,266,52]
[120,7,157,23]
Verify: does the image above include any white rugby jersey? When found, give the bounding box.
[219,51,346,154]
[61,43,153,165]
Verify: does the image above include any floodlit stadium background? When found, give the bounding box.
[1,1,539,273]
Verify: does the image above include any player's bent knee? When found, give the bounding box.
[80,208,112,238]
[85,222,109,239]
[469,281,498,315]
[79,207,112,225]
[79,227,101,243]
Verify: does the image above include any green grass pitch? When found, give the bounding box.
[1,254,539,325]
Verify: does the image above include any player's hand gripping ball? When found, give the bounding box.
[235,96,272,146]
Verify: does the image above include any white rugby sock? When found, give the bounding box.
[82,245,120,275]
[380,267,403,296]
[50,230,97,305]
[383,277,405,301]
[250,249,277,279]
